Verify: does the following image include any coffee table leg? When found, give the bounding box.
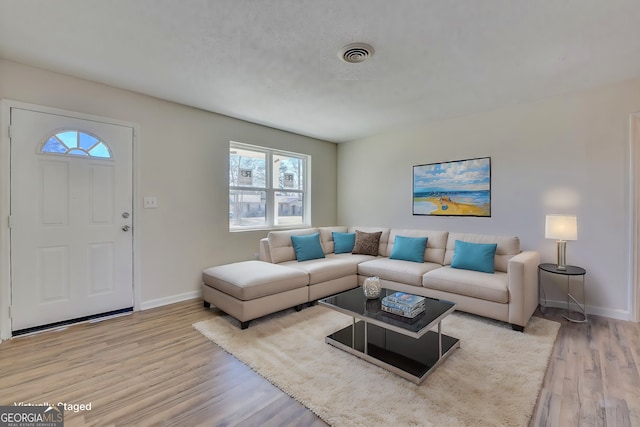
[438,321,442,359]
[364,321,368,354]
[352,317,355,348]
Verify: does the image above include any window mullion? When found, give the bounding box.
[266,151,274,227]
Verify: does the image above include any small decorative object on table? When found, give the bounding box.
[381,291,426,318]
[362,276,382,299]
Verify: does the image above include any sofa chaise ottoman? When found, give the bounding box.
[202,260,308,329]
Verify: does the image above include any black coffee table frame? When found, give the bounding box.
[319,287,459,384]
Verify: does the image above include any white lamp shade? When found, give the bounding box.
[545,214,578,240]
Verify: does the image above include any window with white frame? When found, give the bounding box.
[229,142,310,230]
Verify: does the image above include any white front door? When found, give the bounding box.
[10,107,134,331]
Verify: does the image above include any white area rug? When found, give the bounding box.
[194,306,559,427]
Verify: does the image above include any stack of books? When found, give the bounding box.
[381,292,426,318]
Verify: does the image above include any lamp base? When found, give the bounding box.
[556,240,567,270]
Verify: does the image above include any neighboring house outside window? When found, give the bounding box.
[229,142,310,231]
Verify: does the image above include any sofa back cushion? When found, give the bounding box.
[444,232,520,273]
[386,229,448,264]
[268,228,321,263]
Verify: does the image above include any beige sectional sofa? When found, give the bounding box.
[256,226,540,331]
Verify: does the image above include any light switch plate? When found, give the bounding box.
[143,197,158,209]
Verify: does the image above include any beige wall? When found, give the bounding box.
[2,57,638,321]
[338,77,640,320]
[0,59,337,307]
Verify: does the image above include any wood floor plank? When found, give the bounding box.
[1,300,638,426]
[0,300,329,427]
[530,308,640,427]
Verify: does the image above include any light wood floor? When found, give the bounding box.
[0,300,638,426]
[530,307,640,427]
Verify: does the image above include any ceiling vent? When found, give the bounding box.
[339,43,374,63]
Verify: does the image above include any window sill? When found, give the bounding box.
[229,224,312,233]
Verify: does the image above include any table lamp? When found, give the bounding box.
[545,214,577,270]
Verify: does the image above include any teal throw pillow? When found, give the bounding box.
[450,240,497,273]
[291,233,325,262]
[390,236,428,263]
[333,232,356,254]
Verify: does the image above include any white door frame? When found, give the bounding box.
[631,112,640,323]
[0,99,141,340]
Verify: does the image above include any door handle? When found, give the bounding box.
[122,225,131,232]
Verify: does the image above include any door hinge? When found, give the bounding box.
[8,306,11,319]
[8,125,12,139]
[7,215,11,229]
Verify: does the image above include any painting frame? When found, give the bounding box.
[413,157,491,217]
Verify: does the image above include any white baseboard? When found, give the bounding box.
[540,299,633,322]
[140,291,201,311]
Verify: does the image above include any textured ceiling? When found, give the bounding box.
[1,0,640,143]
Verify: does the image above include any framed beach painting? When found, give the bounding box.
[413,157,491,217]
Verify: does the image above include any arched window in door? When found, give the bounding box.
[40,130,112,159]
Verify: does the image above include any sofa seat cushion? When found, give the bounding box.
[423,266,509,303]
[280,257,357,285]
[330,253,378,264]
[202,261,308,301]
[358,258,441,287]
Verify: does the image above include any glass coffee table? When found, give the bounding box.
[319,287,459,384]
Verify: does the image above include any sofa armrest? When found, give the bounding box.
[507,251,540,327]
[259,238,273,263]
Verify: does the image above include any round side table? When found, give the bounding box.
[538,263,587,323]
